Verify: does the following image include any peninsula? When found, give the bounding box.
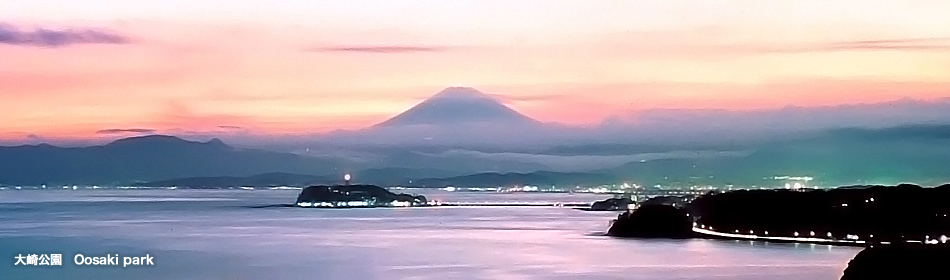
[609,184,950,245]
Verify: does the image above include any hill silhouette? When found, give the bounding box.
[609,184,950,243]
[841,244,950,280]
[0,135,343,185]
[686,184,950,242]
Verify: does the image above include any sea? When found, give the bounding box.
[0,188,861,280]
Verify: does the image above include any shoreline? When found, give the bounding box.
[690,227,935,247]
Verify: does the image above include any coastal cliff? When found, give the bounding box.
[688,184,950,242]
[607,205,694,238]
[608,184,950,243]
[589,197,633,211]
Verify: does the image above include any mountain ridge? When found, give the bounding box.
[0,135,345,185]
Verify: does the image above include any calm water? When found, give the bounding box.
[0,189,861,280]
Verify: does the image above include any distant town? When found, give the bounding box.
[0,173,823,197]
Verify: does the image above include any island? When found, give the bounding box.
[295,185,428,208]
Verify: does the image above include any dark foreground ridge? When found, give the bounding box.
[609,184,950,244]
[607,184,950,278]
[688,184,950,243]
[587,197,634,211]
[295,185,427,208]
[607,205,694,238]
[841,244,950,280]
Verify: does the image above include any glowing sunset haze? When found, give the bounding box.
[2,0,950,143]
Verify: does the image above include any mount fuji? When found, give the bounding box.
[317,87,570,148]
[374,87,542,127]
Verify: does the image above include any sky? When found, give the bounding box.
[2,0,950,143]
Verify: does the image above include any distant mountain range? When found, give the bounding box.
[2,87,950,187]
[0,135,345,185]
[39,123,944,188]
[604,125,950,186]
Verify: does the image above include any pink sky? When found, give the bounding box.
[2,0,950,141]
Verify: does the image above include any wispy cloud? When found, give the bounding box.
[606,29,950,57]
[308,45,451,54]
[0,22,130,47]
[783,37,950,52]
[217,125,243,130]
[720,37,950,54]
[96,128,156,135]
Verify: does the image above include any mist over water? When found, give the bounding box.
[1,189,860,280]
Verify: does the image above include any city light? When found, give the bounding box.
[773,176,814,181]
[346,201,368,207]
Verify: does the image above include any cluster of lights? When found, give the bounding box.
[587,187,610,193]
[512,186,540,192]
[296,201,370,208]
[695,224,950,245]
[784,183,807,189]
